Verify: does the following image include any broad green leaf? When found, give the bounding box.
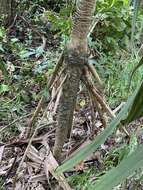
[56,81,143,174]
[0,84,9,94]
[89,145,143,190]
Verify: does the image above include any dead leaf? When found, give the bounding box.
[30,174,47,182]
[27,145,43,164]
[43,143,72,190]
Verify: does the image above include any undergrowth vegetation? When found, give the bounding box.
[0,0,143,189]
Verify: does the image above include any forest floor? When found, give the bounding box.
[0,17,143,190]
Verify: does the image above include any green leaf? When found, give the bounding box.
[89,145,143,190]
[0,27,6,38]
[123,80,143,124]
[56,81,143,174]
[128,133,138,155]
[11,38,19,43]
[0,44,4,52]
[20,49,35,59]
[0,84,10,94]
[129,56,143,86]
[131,0,141,49]
[0,60,8,79]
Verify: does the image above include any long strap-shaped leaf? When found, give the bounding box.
[129,56,143,88]
[56,81,143,174]
[123,80,143,123]
[131,0,141,49]
[90,145,143,190]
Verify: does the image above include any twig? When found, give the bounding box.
[48,52,64,88]
[53,88,62,114]
[49,74,68,105]
[27,97,45,138]
[87,18,99,38]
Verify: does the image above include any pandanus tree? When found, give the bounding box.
[53,0,113,160]
[53,0,97,160]
[12,0,143,189]
[27,0,114,161]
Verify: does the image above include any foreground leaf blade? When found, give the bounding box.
[123,80,143,124]
[90,145,143,190]
[56,94,134,173]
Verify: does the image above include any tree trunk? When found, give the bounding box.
[0,0,16,26]
[53,0,96,161]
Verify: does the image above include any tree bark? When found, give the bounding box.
[0,0,16,26]
[53,0,96,161]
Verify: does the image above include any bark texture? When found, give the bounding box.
[53,0,96,161]
[0,0,16,26]
[53,51,87,160]
[71,0,95,40]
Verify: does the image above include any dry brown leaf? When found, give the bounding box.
[27,162,41,170]
[15,181,22,190]
[0,169,7,175]
[35,183,45,190]
[27,145,43,164]
[30,174,47,182]
[43,143,72,190]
